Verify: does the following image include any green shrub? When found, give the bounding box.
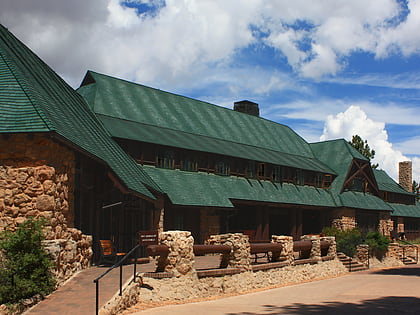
[365,231,390,252]
[0,218,55,305]
[322,227,363,257]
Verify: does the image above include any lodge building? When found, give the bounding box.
[1,24,419,263]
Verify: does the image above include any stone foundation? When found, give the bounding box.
[127,260,347,312]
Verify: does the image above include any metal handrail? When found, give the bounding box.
[93,243,141,315]
[399,240,419,263]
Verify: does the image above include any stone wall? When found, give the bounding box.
[207,233,251,271]
[355,244,369,266]
[115,260,347,313]
[331,208,356,231]
[379,211,393,236]
[0,134,92,284]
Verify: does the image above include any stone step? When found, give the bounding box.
[337,252,368,272]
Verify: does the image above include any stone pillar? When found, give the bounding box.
[320,236,337,258]
[207,233,251,271]
[399,161,412,192]
[397,217,404,234]
[331,208,356,231]
[301,235,321,261]
[355,244,369,266]
[379,211,393,236]
[156,231,195,277]
[387,243,403,260]
[271,235,293,264]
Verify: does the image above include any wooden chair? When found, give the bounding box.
[98,240,126,266]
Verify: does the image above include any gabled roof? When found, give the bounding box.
[374,169,413,195]
[77,71,334,174]
[0,24,160,199]
[311,139,390,211]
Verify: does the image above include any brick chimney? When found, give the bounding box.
[399,161,412,192]
[234,100,259,117]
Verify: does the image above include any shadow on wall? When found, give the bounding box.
[227,296,420,315]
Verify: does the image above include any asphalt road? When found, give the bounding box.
[129,265,420,314]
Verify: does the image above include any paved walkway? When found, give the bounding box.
[128,265,420,315]
[24,263,152,315]
[23,255,222,315]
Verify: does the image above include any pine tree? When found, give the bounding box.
[348,135,379,168]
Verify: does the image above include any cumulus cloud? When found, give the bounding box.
[320,106,420,182]
[1,0,420,87]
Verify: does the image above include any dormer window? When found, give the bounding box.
[157,150,175,169]
[215,160,230,176]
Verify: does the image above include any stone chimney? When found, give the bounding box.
[399,161,412,192]
[234,100,259,117]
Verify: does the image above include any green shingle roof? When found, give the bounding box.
[144,166,337,208]
[390,202,420,218]
[0,24,160,199]
[77,71,334,174]
[310,139,391,211]
[374,169,413,195]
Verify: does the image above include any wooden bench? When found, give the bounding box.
[98,240,126,266]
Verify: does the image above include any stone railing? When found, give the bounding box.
[152,232,336,275]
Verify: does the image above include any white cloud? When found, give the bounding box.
[1,0,419,87]
[320,105,415,181]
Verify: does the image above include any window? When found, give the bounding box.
[246,161,256,179]
[257,163,265,179]
[157,150,175,169]
[296,169,304,185]
[272,166,282,183]
[215,160,230,175]
[181,158,198,172]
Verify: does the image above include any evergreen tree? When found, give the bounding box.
[413,180,420,202]
[349,135,379,168]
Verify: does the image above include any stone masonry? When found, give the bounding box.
[207,233,251,271]
[321,236,337,258]
[301,235,321,261]
[0,134,92,284]
[156,231,195,276]
[331,208,357,231]
[379,211,393,236]
[271,235,294,263]
[399,161,412,192]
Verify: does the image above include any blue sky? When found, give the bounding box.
[0,0,419,180]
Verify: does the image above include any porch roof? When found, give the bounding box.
[390,202,420,218]
[374,169,414,195]
[144,166,337,208]
[0,24,160,199]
